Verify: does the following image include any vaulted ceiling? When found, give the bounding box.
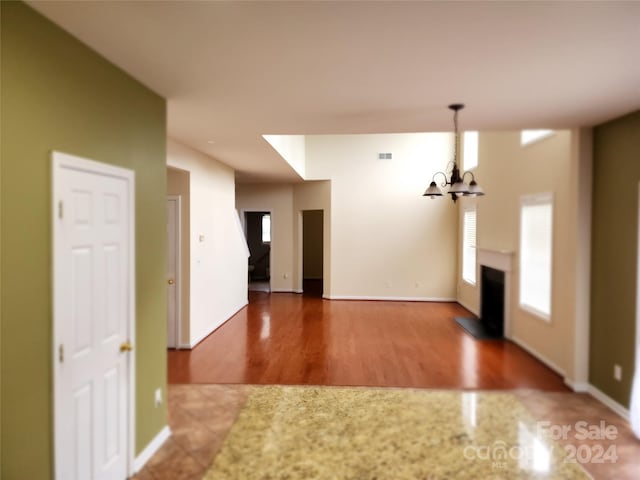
[29,1,640,182]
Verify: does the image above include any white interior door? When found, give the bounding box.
[166,196,181,348]
[53,151,135,480]
[632,184,640,438]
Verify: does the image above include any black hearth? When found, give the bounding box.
[455,265,505,340]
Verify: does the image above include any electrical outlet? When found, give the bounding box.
[613,364,622,382]
[154,388,163,407]
[283,273,288,279]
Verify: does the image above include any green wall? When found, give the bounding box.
[590,110,640,407]
[0,3,168,478]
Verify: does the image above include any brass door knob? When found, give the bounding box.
[119,341,134,353]
[168,279,175,285]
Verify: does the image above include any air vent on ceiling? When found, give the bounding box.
[378,152,392,160]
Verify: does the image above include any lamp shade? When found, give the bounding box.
[449,181,469,194]
[423,181,443,198]
[467,180,485,196]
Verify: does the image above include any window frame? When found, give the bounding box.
[462,206,477,286]
[519,192,554,322]
[520,130,554,146]
[463,131,479,171]
[261,213,271,244]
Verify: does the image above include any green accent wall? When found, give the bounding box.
[590,110,640,407]
[1,3,167,478]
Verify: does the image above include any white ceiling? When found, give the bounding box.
[29,1,640,183]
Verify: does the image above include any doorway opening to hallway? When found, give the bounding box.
[302,210,324,298]
[245,211,271,292]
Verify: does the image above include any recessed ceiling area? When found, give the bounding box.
[28,1,640,182]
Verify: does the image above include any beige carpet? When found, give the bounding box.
[203,386,589,479]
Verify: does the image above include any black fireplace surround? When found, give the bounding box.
[455,265,505,340]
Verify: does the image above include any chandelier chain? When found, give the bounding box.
[453,108,459,164]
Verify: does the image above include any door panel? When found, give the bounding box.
[54,152,133,480]
[71,247,93,355]
[104,244,120,339]
[103,366,119,462]
[74,384,93,479]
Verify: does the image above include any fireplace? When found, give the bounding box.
[480,266,505,337]
[455,249,513,340]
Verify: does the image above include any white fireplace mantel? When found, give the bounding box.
[478,248,514,272]
[478,249,514,339]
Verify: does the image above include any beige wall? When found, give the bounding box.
[167,139,248,346]
[305,133,457,299]
[236,183,296,292]
[167,167,191,345]
[456,130,591,383]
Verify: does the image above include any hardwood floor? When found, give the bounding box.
[168,291,569,390]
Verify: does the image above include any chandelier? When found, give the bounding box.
[423,104,485,202]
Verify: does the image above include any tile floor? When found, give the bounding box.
[132,385,249,480]
[132,385,640,480]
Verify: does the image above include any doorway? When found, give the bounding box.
[302,210,324,297]
[245,211,271,292]
[167,196,181,348]
[52,151,135,479]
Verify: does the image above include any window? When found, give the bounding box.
[261,214,271,243]
[519,194,553,320]
[462,207,477,285]
[520,129,553,146]
[463,131,478,170]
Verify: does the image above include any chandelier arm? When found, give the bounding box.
[432,171,449,188]
[461,171,476,182]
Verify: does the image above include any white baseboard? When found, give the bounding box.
[587,384,630,420]
[510,335,566,376]
[456,298,479,316]
[189,301,248,348]
[270,288,297,293]
[564,378,590,392]
[190,325,216,348]
[133,425,170,473]
[325,295,457,302]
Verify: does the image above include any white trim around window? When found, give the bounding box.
[463,131,479,171]
[520,129,554,146]
[519,192,553,322]
[462,206,477,285]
